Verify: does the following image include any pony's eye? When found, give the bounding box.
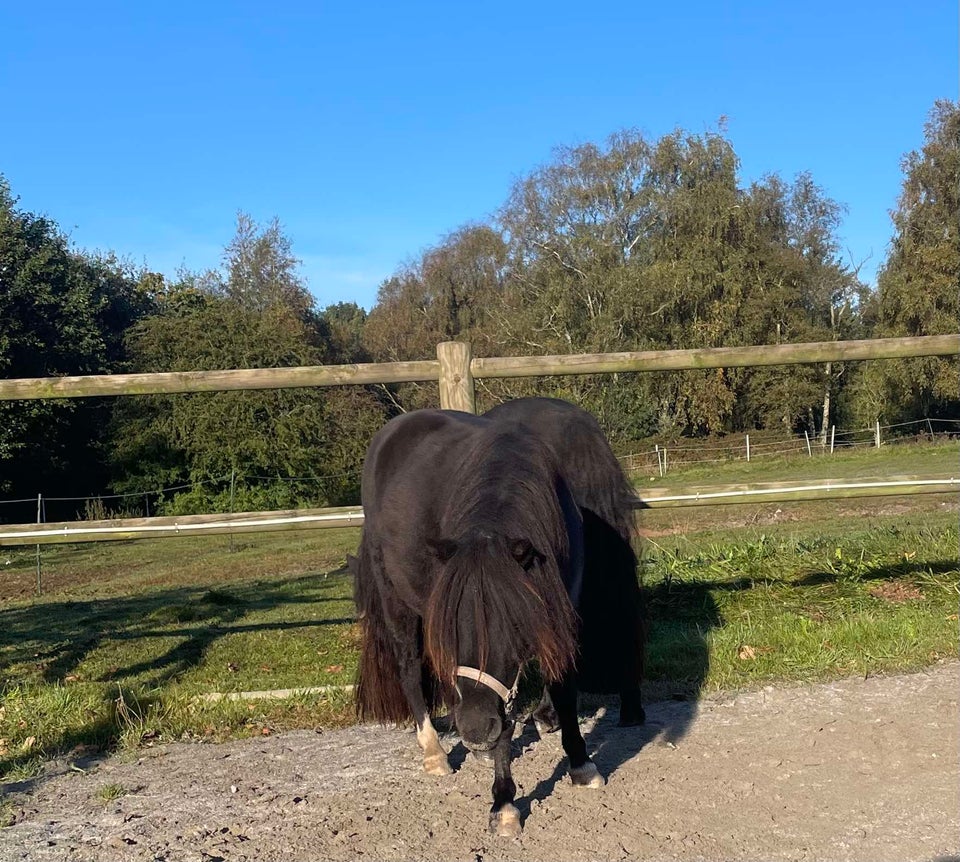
[510,538,542,570]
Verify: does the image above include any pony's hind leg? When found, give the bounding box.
[618,598,647,727]
[488,720,520,837]
[532,687,559,736]
[549,676,604,788]
[619,686,646,727]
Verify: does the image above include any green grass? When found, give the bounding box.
[0,442,957,780]
[98,782,127,802]
[641,515,959,700]
[631,436,957,485]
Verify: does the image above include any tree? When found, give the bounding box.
[110,214,385,510]
[0,177,152,509]
[734,172,867,435]
[362,225,508,411]
[321,302,369,363]
[488,129,861,437]
[855,100,960,424]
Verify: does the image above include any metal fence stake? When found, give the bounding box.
[35,493,43,596]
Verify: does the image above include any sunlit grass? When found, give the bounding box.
[642,517,959,698]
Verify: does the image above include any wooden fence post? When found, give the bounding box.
[437,341,476,414]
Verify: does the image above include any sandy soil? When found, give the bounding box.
[1,662,957,862]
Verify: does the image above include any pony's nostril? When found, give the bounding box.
[457,711,501,747]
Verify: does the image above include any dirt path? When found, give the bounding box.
[2,662,957,862]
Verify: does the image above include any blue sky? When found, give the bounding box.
[1,1,956,310]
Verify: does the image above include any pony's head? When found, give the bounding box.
[423,531,577,751]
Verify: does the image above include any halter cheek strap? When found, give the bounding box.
[455,665,522,714]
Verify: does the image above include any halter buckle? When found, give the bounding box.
[454,665,522,715]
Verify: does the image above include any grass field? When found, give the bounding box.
[0,441,957,780]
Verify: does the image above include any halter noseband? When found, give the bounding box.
[455,665,522,714]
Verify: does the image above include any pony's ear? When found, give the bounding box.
[510,538,544,571]
[426,537,458,563]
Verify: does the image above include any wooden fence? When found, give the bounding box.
[1,334,957,410]
[0,333,957,547]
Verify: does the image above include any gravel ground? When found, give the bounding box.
[1,661,957,862]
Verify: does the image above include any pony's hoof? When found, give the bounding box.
[570,761,605,788]
[423,753,452,776]
[532,705,559,737]
[489,804,521,838]
[471,749,495,766]
[618,707,646,727]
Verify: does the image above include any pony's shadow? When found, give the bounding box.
[428,567,722,821]
[514,573,720,817]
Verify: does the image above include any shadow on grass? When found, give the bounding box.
[792,559,958,588]
[0,565,355,781]
[569,554,959,789]
[3,567,354,679]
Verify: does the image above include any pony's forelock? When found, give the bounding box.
[423,534,577,686]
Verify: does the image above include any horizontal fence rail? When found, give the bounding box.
[2,476,956,546]
[0,507,364,546]
[470,334,960,379]
[637,476,960,508]
[1,334,957,402]
[0,359,441,401]
[2,334,958,559]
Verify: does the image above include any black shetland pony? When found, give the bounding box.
[483,397,646,725]
[352,399,644,837]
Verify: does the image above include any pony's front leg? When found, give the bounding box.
[391,615,452,776]
[549,676,604,788]
[414,708,452,776]
[488,720,520,837]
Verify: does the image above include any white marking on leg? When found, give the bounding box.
[490,803,521,838]
[533,688,559,737]
[416,712,452,776]
[569,760,605,788]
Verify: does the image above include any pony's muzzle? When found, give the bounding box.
[456,709,503,751]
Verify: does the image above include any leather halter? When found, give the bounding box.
[455,665,522,714]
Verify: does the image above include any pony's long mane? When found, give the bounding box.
[422,427,578,685]
[483,398,638,545]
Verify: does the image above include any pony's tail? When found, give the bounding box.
[350,542,413,725]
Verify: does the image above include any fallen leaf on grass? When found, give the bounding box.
[21,736,36,752]
[738,645,756,660]
[325,664,344,674]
